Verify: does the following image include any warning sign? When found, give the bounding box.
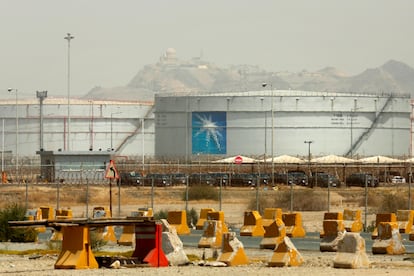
[105,160,120,179]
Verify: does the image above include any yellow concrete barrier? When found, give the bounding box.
[320,212,343,238]
[268,236,304,267]
[26,206,55,234]
[196,208,215,230]
[198,210,229,248]
[396,209,414,234]
[260,218,286,249]
[372,222,405,254]
[333,232,370,268]
[40,206,55,220]
[118,208,154,246]
[50,208,73,241]
[133,207,154,218]
[282,212,306,238]
[262,208,282,228]
[320,220,345,252]
[240,210,265,237]
[54,225,99,269]
[372,213,396,240]
[91,207,117,243]
[217,232,249,266]
[167,210,191,235]
[343,209,363,233]
[198,220,226,248]
[55,208,73,219]
[207,211,228,233]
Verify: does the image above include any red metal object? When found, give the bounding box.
[132,221,168,267]
[143,223,169,267]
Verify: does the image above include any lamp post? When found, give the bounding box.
[36,91,48,151]
[304,140,313,179]
[8,88,18,185]
[262,82,274,186]
[64,33,74,151]
[304,140,313,163]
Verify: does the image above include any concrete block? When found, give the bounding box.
[240,211,265,237]
[160,219,189,266]
[167,210,191,235]
[260,218,286,249]
[320,212,343,237]
[198,220,226,248]
[320,220,345,252]
[333,232,370,269]
[372,222,405,255]
[217,232,249,266]
[396,209,414,233]
[372,213,396,240]
[343,209,363,233]
[262,208,282,227]
[196,208,215,230]
[268,236,304,267]
[282,212,306,238]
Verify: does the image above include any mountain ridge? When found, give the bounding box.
[82,51,413,101]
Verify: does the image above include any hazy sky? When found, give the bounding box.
[1,0,413,99]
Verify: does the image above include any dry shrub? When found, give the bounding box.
[359,189,408,213]
[247,196,274,214]
[287,190,328,211]
[377,193,408,213]
[184,185,218,201]
[0,203,38,242]
[249,189,328,212]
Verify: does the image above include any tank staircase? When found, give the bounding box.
[345,95,393,157]
[116,105,155,152]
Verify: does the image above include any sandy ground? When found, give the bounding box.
[1,185,414,274]
[1,244,414,275]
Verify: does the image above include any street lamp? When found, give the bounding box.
[304,140,313,163]
[262,82,274,186]
[304,140,314,179]
[64,33,74,151]
[36,91,48,151]
[8,88,18,185]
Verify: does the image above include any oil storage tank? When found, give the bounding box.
[154,90,410,159]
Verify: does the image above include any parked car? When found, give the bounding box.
[209,172,229,186]
[117,171,142,186]
[273,173,293,185]
[346,173,379,187]
[170,173,187,185]
[230,173,256,187]
[310,172,340,188]
[391,175,406,183]
[144,173,172,187]
[288,171,308,186]
[188,173,214,185]
[254,173,271,186]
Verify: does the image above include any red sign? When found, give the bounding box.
[105,160,120,179]
[234,155,243,164]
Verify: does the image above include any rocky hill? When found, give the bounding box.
[82,49,414,101]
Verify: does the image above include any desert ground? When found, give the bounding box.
[1,184,414,275]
